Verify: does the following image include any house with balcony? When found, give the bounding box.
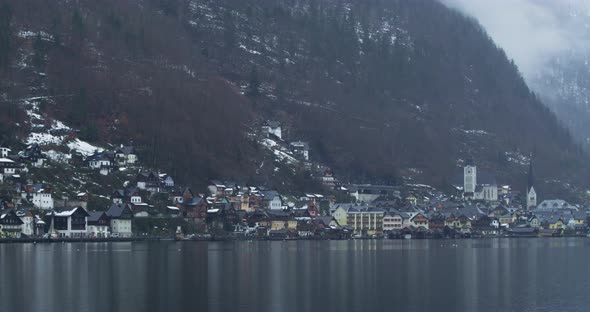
[346,207,385,235]
[46,206,89,238]
[0,209,24,238]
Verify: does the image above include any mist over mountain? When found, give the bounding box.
[441,0,590,150]
[0,0,588,196]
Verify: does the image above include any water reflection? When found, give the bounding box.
[1,238,590,312]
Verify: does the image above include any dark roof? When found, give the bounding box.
[107,203,132,218]
[115,146,135,155]
[261,190,280,200]
[87,152,112,162]
[264,121,281,128]
[290,141,309,150]
[87,211,108,222]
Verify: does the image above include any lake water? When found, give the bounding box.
[2,238,590,312]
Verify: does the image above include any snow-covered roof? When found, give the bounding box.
[0,158,15,163]
[167,206,180,211]
[54,208,78,217]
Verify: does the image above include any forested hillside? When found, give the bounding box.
[0,0,587,193]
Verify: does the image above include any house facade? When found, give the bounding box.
[262,121,282,139]
[87,211,110,238]
[409,213,429,229]
[48,207,89,238]
[347,208,384,235]
[0,210,23,238]
[383,212,404,231]
[114,145,137,167]
[262,191,282,210]
[32,192,54,210]
[107,203,133,237]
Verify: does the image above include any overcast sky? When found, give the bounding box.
[440,0,590,82]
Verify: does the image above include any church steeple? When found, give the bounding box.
[527,158,534,192]
[526,157,537,209]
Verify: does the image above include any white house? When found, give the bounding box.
[262,191,282,210]
[290,141,310,161]
[130,195,142,204]
[262,121,282,140]
[0,158,20,180]
[107,203,133,237]
[87,152,112,170]
[115,145,137,167]
[87,211,110,238]
[0,146,11,158]
[160,174,175,188]
[19,210,35,237]
[32,191,54,210]
[47,207,89,238]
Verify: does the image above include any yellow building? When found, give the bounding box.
[332,206,349,226]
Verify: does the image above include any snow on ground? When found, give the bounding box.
[239,44,262,55]
[463,129,489,135]
[51,120,71,131]
[273,149,297,164]
[505,151,531,166]
[262,138,278,148]
[20,96,103,157]
[17,30,54,41]
[261,138,297,165]
[46,150,71,163]
[67,139,103,156]
[453,128,490,136]
[27,132,64,145]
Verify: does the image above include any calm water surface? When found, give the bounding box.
[2,238,590,312]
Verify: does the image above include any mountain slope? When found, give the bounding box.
[0,0,587,194]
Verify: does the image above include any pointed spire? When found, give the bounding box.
[527,156,534,192]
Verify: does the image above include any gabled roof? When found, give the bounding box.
[107,203,132,218]
[115,146,135,155]
[0,209,24,224]
[290,141,309,150]
[53,206,89,217]
[87,211,108,222]
[261,190,281,201]
[264,120,281,128]
[536,199,576,211]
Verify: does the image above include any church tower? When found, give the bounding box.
[464,159,477,196]
[526,159,537,209]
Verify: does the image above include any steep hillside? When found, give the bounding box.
[527,3,590,152]
[0,0,587,194]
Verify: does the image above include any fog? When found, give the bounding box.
[440,0,590,82]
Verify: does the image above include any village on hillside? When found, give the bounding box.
[0,121,588,241]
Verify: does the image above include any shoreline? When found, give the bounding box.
[0,234,587,244]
